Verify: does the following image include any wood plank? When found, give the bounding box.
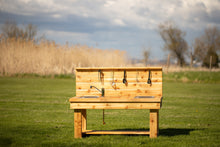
[76,79,162,84]
[70,102,161,109]
[76,86,162,90]
[76,71,162,78]
[82,109,87,132]
[75,93,162,98]
[74,109,82,138]
[76,78,162,83]
[76,75,162,84]
[83,130,150,135]
[76,78,162,84]
[76,83,162,91]
[69,97,162,103]
[76,83,162,90]
[150,109,159,138]
[76,89,162,97]
[76,67,162,71]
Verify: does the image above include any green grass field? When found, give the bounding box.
[0,72,220,146]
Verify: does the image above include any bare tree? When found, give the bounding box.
[1,21,38,41]
[25,24,37,41]
[1,21,19,39]
[159,22,188,67]
[194,26,220,68]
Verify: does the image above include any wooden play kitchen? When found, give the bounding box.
[69,67,163,138]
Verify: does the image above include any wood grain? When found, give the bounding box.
[150,109,159,138]
[82,109,87,132]
[75,68,162,97]
[74,109,82,138]
[71,67,162,138]
[70,102,161,109]
[83,130,150,135]
[76,67,162,71]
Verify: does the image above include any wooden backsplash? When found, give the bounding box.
[75,67,162,97]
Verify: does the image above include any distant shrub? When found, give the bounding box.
[202,49,219,68]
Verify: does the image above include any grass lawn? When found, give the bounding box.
[0,72,220,146]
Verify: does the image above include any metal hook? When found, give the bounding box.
[147,70,151,84]
[123,70,127,85]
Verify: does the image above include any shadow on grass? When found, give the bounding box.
[0,137,13,146]
[159,128,196,136]
[84,128,197,137]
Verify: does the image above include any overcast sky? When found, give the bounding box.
[0,0,220,60]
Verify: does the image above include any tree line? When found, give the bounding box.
[158,21,220,68]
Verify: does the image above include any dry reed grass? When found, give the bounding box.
[1,38,218,76]
[0,38,128,75]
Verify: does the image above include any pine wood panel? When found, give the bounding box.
[69,97,162,102]
[76,83,162,93]
[82,109,87,132]
[74,109,82,138]
[150,109,159,138]
[76,72,162,83]
[70,102,161,109]
[76,90,162,97]
[76,78,162,83]
[76,67,162,71]
[76,71,162,78]
[83,130,150,135]
[76,82,162,90]
[75,68,162,97]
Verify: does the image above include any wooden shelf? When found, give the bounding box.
[83,130,150,135]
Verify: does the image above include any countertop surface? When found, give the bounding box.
[69,96,162,103]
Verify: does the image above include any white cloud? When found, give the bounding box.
[51,14,61,18]
[112,19,126,26]
[104,0,116,7]
[1,0,219,29]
